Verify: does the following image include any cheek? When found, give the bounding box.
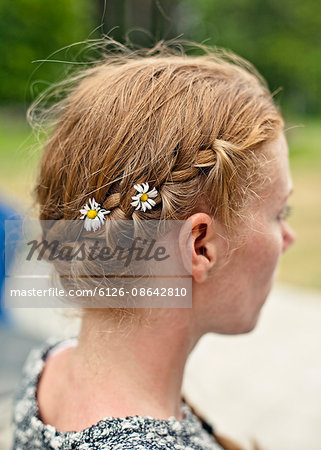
[196,225,284,335]
[248,227,283,284]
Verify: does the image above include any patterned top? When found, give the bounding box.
[12,337,223,449]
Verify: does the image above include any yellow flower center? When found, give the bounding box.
[87,209,98,219]
[140,193,148,202]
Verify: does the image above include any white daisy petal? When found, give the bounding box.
[80,208,88,215]
[142,182,149,193]
[92,218,101,231]
[134,184,143,193]
[148,188,158,198]
[84,218,92,231]
[142,202,146,212]
[144,201,152,210]
[131,194,140,201]
[131,200,140,207]
[147,198,156,206]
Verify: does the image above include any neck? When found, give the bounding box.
[68,308,198,420]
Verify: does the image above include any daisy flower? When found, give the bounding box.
[79,197,110,232]
[130,182,158,212]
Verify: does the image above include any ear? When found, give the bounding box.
[179,213,217,284]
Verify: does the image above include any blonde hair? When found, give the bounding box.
[31,40,283,230]
[29,39,284,310]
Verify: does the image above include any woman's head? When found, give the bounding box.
[187,132,295,336]
[30,40,294,333]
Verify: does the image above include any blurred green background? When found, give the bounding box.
[0,0,320,290]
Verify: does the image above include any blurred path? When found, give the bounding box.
[1,283,321,450]
[184,284,321,450]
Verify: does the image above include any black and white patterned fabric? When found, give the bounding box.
[12,337,223,449]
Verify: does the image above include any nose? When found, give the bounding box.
[282,222,296,253]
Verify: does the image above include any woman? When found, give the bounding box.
[12,40,295,449]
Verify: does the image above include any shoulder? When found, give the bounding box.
[12,338,222,450]
[13,336,65,402]
[12,337,75,445]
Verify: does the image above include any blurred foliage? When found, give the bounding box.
[174,0,321,115]
[0,0,94,105]
[97,0,178,47]
[0,0,320,115]
[96,0,321,114]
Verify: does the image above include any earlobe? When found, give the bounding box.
[192,223,216,283]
